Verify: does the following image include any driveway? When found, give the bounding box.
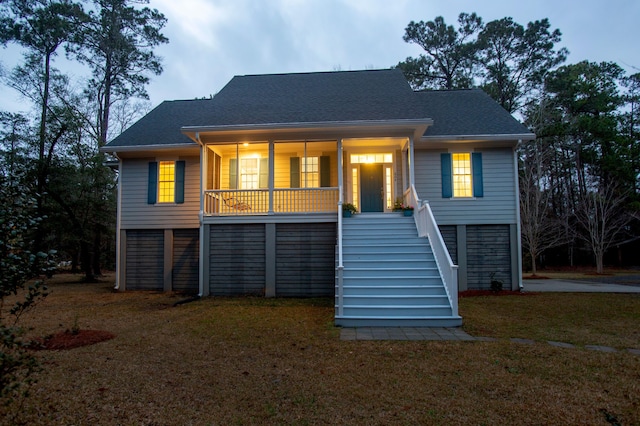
[523,276,640,293]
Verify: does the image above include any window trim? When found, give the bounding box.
[441,152,483,199]
[147,160,185,205]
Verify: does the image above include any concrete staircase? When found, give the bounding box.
[335,213,462,327]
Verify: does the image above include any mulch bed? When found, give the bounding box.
[459,290,538,298]
[30,330,115,350]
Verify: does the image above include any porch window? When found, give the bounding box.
[302,156,319,188]
[240,158,259,189]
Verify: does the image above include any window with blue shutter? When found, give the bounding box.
[441,153,452,198]
[441,152,483,198]
[175,160,185,204]
[148,162,158,204]
[471,152,483,197]
[148,160,185,204]
[290,157,300,188]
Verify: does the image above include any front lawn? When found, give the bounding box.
[4,274,639,425]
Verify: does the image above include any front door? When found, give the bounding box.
[360,164,383,212]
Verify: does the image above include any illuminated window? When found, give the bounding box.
[352,168,359,208]
[350,153,392,164]
[158,161,175,203]
[240,158,259,189]
[452,153,472,197]
[302,156,319,188]
[385,166,392,209]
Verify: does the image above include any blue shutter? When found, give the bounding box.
[320,156,330,187]
[229,159,237,189]
[175,160,185,204]
[290,157,300,188]
[148,162,158,204]
[441,153,452,198]
[259,158,269,188]
[472,152,483,197]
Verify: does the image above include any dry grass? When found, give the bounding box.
[4,273,640,425]
[524,267,640,281]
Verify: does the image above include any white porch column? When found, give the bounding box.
[408,135,415,188]
[197,134,206,296]
[337,138,343,203]
[268,140,274,213]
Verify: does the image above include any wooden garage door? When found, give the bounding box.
[126,230,164,291]
[276,223,335,297]
[172,229,199,293]
[209,224,265,296]
[438,225,458,264]
[467,225,511,290]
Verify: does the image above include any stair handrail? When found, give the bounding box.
[336,201,344,316]
[408,185,459,317]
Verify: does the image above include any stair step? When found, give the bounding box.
[342,259,436,268]
[338,253,432,261]
[336,274,444,288]
[339,285,447,296]
[342,268,439,279]
[334,316,463,327]
[337,295,450,306]
[339,305,453,317]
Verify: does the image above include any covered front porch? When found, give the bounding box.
[198,138,411,217]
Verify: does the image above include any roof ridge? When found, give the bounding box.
[234,68,400,79]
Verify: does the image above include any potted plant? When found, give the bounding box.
[392,197,404,212]
[402,205,414,217]
[342,203,357,217]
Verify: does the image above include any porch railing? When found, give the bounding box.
[204,188,339,215]
[405,186,459,317]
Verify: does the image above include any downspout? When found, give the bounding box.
[114,152,122,290]
[514,142,524,290]
[195,132,206,297]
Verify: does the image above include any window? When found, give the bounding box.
[452,153,472,197]
[441,152,483,198]
[148,160,185,204]
[289,155,330,188]
[350,153,393,164]
[302,156,319,188]
[229,156,268,189]
[158,161,175,202]
[352,167,359,208]
[240,158,259,189]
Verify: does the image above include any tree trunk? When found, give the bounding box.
[92,228,102,276]
[80,238,95,282]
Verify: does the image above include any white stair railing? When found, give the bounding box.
[336,201,344,317]
[406,186,459,317]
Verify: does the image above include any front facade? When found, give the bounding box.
[103,69,534,325]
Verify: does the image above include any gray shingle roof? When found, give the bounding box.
[103,69,531,150]
[417,89,532,137]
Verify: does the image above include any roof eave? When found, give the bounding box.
[182,119,434,142]
[420,133,536,143]
[99,142,199,154]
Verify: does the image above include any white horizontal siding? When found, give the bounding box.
[415,148,517,225]
[120,156,200,229]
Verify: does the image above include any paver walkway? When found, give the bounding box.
[340,327,640,355]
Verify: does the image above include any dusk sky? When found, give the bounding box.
[1,0,639,119]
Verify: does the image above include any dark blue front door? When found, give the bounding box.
[361,164,383,212]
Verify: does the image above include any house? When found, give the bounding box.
[101,69,534,327]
